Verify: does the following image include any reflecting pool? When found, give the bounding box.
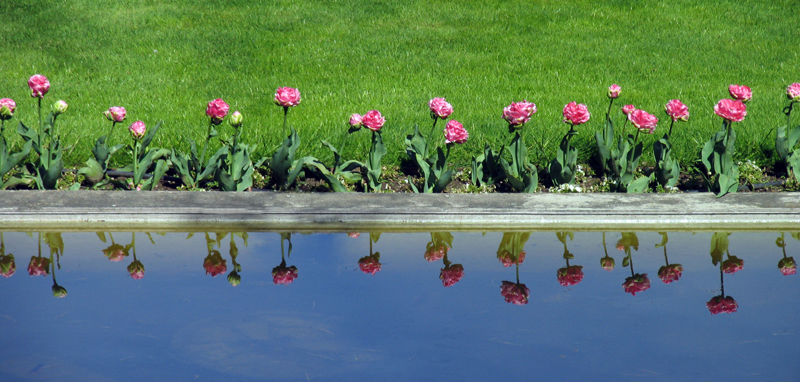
[0,231,797,381]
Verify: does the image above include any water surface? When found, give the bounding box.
[0,231,797,381]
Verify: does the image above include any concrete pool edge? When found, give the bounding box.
[0,191,798,231]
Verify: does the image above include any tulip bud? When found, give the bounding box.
[52,100,68,116]
[129,121,146,140]
[229,111,243,128]
[104,106,126,123]
[0,98,16,121]
[52,284,68,298]
[228,271,241,286]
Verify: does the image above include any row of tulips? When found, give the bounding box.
[3,75,800,195]
[3,231,795,313]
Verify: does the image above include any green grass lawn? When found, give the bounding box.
[1,0,799,173]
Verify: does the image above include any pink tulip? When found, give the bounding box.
[787,83,800,101]
[206,99,229,125]
[28,74,50,98]
[443,119,469,144]
[665,99,689,121]
[429,97,453,119]
[714,99,747,122]
[129,121,146,140]
[628,109,658,133]
[622,104,636,115]
[707,295,738,314]
[104,106,127,123]
[563,102,590,125]
[502,100,536,127]
[440,264,464,287]
[0,98,16,120]
[608,84,621,99]
[728,84,752,102]
[349,113,362,128]
[361,110,385,132]
[274,87,301,107]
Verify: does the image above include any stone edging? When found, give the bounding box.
[0,191,798,231]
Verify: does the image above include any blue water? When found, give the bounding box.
[0,231,797,381]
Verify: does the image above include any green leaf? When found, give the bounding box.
[77,158,105,185]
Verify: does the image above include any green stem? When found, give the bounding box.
[606,98,614,118]
[37,98,42,135]
[602,232,608,257]
[106,121,117,148]
[283,106,289,137]
[199,119,213,168]
[515,263,520,284]
[787,102,795,128]
[428,116,439,143]
[132,232,137,260]
[629,254,635,277]
[132,138,140,189]
[668,120,675,139]
[633,128,641,147]
[719,267,725,297]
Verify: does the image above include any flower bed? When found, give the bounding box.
[2,76,800,195]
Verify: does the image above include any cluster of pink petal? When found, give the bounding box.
[105,106,127,123]
[272,265,299,285]
[203,256,227,277]
[707,295,738,315]
[622,104,636,115]
[28,74,50,98]
[563,102,590,125]
[424,245,447,262]
[27,257,50,276]
[658,264,683,284]
[129,121,146,140]
[440,264,465,287]
[500,281,530,305]
[608,84,621,99]
[349,114,362,128]
[601,257,615,271]
[722,258,744,274]
[729,84,752,102]
[787,83,800,101]
[0,98,16,116]
[778,257,796,276]
[429,97,453,119]
[0,256,15,278]
[502,101,536,127]
[127,261,145,280]
[274,87,301,107]
[361,110,385,131]
[557,266,584,286]
[444,120,469,144]
[665,99,689,121]
[622,273,651,296]
[358,256,382,275]
[347,232,360,238]
[206,98,229,123]
[714,99,747,122]
[628,109,658,134]
[498,251,525,267]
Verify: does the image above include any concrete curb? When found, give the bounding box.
[0,191,798,231]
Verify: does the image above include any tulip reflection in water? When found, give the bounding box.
[423,232,464,287]
[0,233,16,278]
[618,232,650,296]
[127,233,145,280]
[775,233,797,276]
[358,232,382,275]
[707,232,739,314]
[497,233,531,305]
[273,233,298,285]
[201,233,227,278]
[656,233,683,284]
[99,232,131,262]
[27,233,67,297]
[556,232,584,287]
[710,232,744,274]
[599,232,615,271]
